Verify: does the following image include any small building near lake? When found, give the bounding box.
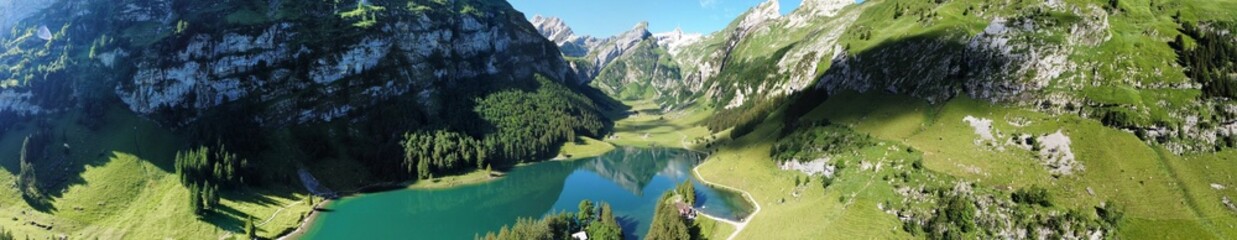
[675,202,697,220]
[571,231,588,240]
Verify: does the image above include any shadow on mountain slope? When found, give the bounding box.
[721,30,1023,140]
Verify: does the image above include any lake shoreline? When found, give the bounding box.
[272,148,611,240]
[279,145,739,239]
[275,169,503,240]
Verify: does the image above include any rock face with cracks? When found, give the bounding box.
[0,0,578,127]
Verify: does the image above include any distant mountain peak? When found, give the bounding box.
[787,0,854,27]
[632,21,650,31]
[530,15,577,44]
[654,28,703,56]
[739,0,782,31]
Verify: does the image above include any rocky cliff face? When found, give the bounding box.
[681,0,1232,154]
[582,22,653,80]
[673,0,818,109]
[531,18,664,86]
[816,4,1110,104]
[530,15,599,58]
[531,16,705,106]
[2,0,576,127]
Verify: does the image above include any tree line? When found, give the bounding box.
[1172,21,1237,99]
[401,76,607,179]
[770,120,875,163]
[174,145,249,216]
[402,130,487,179]
[478,199,623,240]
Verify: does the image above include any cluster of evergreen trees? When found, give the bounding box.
[770,121,875,163]
[174,145,249,215]
[901,186,1123,239]
[1172,21,1237,98]
[402,130,488,179]
[473,77,606,163]
[676,180,696,205]
[922,194,977,239]
[402,76,607,180]
[478,199,622,240]
[578,200,622,240]
[1011,186,1053,207]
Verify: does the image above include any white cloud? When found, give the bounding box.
[699,0,719,8]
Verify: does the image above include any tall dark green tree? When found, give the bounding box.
[1172,22,1237,98]
[175,145,245,215]
[482,200,622,240]
[17,136,40,200]
[577,199,595,224]
[677,180,696,205]
[587,203,622,240]
[402,130,487,179]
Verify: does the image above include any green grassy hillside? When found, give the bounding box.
[607,0,1237,238]
[691,89,1237,239]
[0,104,312,239]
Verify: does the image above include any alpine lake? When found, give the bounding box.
[301,147,754,239]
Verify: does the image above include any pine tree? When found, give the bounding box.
[577,200,595,224]
[678,180,696,205]
[17,136,39,199]
[189,183,203,215]
[418,158,430,179]
[587,203,622,240]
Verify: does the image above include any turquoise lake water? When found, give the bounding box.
[302,147,752,239]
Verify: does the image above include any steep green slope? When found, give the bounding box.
[691,0,1237,153]
[676,0,1237,239]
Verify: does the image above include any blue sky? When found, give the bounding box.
[509,0,807,37]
